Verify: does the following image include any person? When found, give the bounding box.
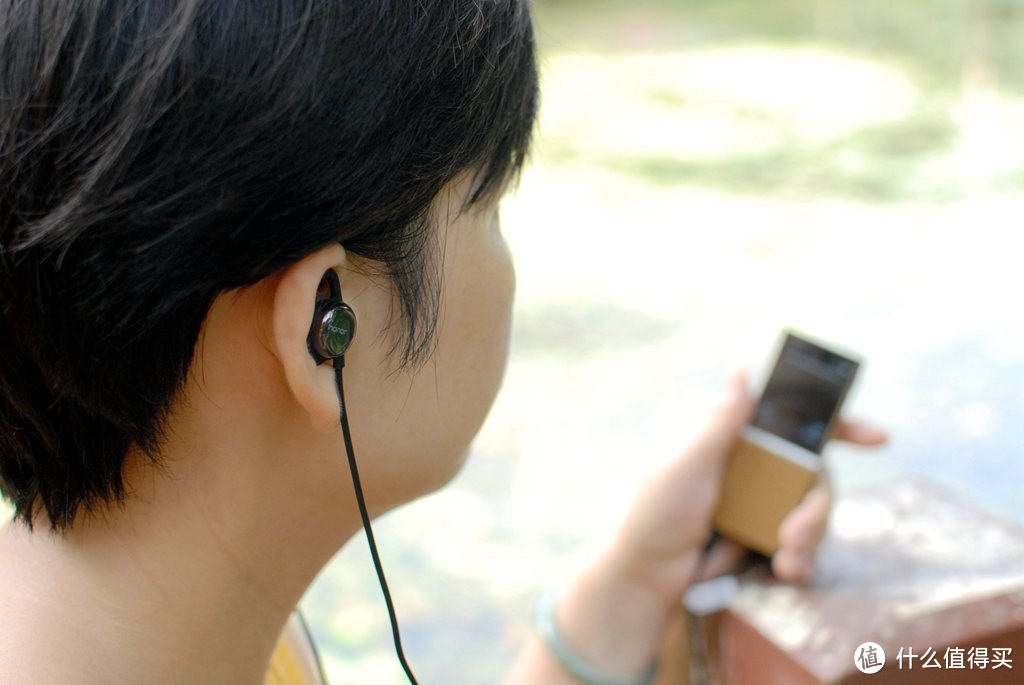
[0,2,886,684]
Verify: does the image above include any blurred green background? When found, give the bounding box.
[3,0,1022,682]
[302,1,1024,683]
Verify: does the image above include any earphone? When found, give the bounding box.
[307,270,357,366]
[305,268,419,685]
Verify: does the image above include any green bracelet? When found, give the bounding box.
[532,588,659,685]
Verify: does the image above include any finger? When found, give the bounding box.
[708,370,754,439]
[772,547,815,585]
[681,371,754,477]
[834,419,888,446]
[773,478,831,583]
[778,477,831,555]
[694,538,747,583]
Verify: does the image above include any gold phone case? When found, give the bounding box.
[712,430,819,556]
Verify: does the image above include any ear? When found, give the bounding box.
[271,242,349,434]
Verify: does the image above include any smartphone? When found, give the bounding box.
[712,331,860,556]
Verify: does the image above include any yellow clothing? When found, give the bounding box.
[265,612,325,685]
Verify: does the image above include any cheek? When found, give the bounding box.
[348,235,515,509]
[430,234,515,466]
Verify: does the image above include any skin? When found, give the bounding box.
[0,171,886,684]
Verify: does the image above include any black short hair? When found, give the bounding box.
[0,0,538,530]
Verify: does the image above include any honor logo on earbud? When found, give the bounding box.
[314,305,357,359]
[307,270,357,363]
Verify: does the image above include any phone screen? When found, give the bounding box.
[752,333,859,454]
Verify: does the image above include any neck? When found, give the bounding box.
[0,390,362,684]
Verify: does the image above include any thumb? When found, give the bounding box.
[683,371,754,479]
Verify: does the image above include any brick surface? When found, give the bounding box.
[686,480,1024,684]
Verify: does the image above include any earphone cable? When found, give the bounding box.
[334,361,420,685]
[295,609,329,685]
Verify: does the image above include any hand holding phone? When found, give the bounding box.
[712,331,860,556]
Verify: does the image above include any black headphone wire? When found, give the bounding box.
[320,359,419,685]
[294,360,417,679]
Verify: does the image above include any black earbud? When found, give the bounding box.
[306,269,357,365]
